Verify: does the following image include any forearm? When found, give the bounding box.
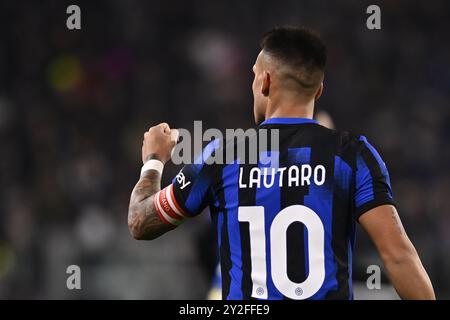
[383,249,435,300]
[128,169,173,240]
[360,206,436,300]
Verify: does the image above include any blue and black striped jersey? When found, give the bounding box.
[162,117,395,300]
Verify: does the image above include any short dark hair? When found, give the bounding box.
[260,26,327,89]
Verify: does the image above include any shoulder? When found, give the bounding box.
[311,125,363,153]
[316,126,386,169]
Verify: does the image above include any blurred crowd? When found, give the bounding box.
[0,0,449,299]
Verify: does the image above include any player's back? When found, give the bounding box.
[171,117,394,300]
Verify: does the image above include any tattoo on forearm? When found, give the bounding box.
[390,207,405,235]
[128,170,172,239]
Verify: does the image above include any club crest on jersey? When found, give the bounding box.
[176,170,191,190]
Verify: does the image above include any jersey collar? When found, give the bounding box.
[259,117,318,126]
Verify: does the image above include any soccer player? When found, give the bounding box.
[128,27,435,300]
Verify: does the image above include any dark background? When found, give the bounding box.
[0,0,449,299]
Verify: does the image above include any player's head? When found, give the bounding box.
[252,26,327,124]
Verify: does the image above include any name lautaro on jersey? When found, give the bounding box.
[239,164,326,189]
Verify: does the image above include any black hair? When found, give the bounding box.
[260,26,327,88]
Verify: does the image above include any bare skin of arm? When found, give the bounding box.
[128,123,178,240]
[359,205,435,299]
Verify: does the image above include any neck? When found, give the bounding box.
[265,99,315,120]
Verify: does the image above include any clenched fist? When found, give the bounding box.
[142,123,179,164]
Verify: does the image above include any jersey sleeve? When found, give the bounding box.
[153,139,221,226]
[354,136,395,220]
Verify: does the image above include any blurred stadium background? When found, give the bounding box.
[0,0,449,299]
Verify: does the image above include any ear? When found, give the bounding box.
[314,82,324,101]
[261,71,271,96]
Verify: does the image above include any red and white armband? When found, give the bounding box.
[153,184,189,226]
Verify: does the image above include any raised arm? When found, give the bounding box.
[128,123,177,240]
[128,170,173,240]
[359,205,435,299]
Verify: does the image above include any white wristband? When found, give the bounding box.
[141,159,164,177]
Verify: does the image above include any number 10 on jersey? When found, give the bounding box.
[238,205,326,299]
